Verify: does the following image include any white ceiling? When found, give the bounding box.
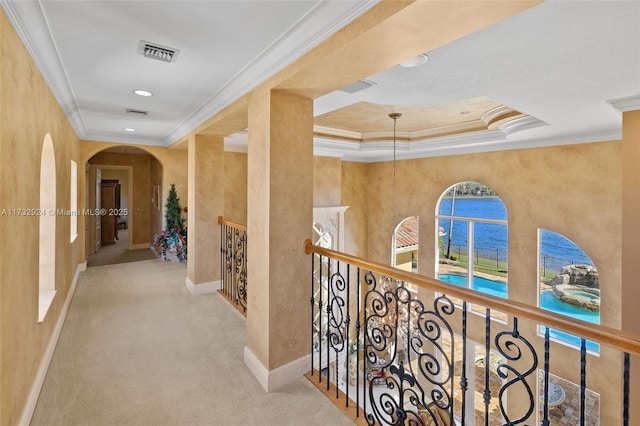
[2,0,376,145]
[3,1,640,161]
[313,0,640,161]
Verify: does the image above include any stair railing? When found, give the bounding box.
[304,239,640,425]
[218,216,247,316]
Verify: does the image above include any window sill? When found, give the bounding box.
[38,290,57,323]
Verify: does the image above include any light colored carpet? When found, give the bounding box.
[88,229,158,267]
[31,260,352,426]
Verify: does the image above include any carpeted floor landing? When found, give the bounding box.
[87,229,157,268]
[30,260,352,426]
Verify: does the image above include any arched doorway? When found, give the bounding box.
[86,146,164,266]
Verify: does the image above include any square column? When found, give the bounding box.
[186,134,224,294]
[622,109,640,424]
[245,89,313,391]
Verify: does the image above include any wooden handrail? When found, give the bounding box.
[218,216,247,231]
[303,239,640,357]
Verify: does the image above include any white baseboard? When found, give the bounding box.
[185,277,221,295]
[244,346,311,392]
[20,262,83,426]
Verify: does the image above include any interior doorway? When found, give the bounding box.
[88,165,133,252]
[85,146,164,266]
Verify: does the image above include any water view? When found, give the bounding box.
[438,197,593,264]
[439,273,599,351]
[437,188,600,351]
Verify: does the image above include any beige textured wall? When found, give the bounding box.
[0,10,80,425]
[149,157,163,237]
[89,152,151,246]
[187,135,223,286]
[341,161,369,258]
[247,89,313,371]
[224,152,247,225]
[313,156,341,207]
[359,141,623,423]
[622,110,640,423]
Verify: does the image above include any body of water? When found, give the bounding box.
[439,273,599,351]
[438,197,593,265]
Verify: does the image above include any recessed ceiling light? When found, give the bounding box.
[399,53,429,68]
[124,128,136,132]
[133,90,153,97]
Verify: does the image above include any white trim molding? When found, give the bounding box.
[185,277,220,295]
[244,346,311,392]
[607,95,640,114]
[0,0,87,138]
[166,0,379,146]
[20,262,83,426]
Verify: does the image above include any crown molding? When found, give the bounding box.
[311,115,548,162]
[409,121,485,140]
[314,120,494,142]
[607,95,640,113]
[224,118,613,162]
[499,115,548,135]
[313,125,363,141]
[81,133,165,147]
[481,105,515,124]
[165,0,380,146]
[313,109,535,143]
[1,0,87,138]
[2,0,378,147]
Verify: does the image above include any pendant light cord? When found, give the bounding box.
[389,113,402,234]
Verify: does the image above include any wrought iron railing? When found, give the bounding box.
[218,216,247,316]
[304,239,640,425]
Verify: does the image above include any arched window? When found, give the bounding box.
[538,229,599,351]
[436,182,508,301]
[392,216,418,272]
[39,134,57,322]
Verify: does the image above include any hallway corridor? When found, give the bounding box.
[31,260,350,426]
[87,229,157,268]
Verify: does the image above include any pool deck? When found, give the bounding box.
[438,264,508,284]
[442,335,600,425]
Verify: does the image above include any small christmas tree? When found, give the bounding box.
[152,184,187,262]
[165,183,184,231]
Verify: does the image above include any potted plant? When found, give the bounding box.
[152,184,187,262]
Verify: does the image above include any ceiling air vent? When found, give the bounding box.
[126,108,149,116]
[339,79,376,94]
[137,40,179,63]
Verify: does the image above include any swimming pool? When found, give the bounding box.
[438,273,600,351]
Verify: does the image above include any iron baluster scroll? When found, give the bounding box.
[303,239,640,426]
[218,217,247,314]
[494,317,538,425]
[329,262,347,396]
[364,273,455,426]
[234,227,248,311]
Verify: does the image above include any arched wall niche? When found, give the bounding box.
[39,133,57,322]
